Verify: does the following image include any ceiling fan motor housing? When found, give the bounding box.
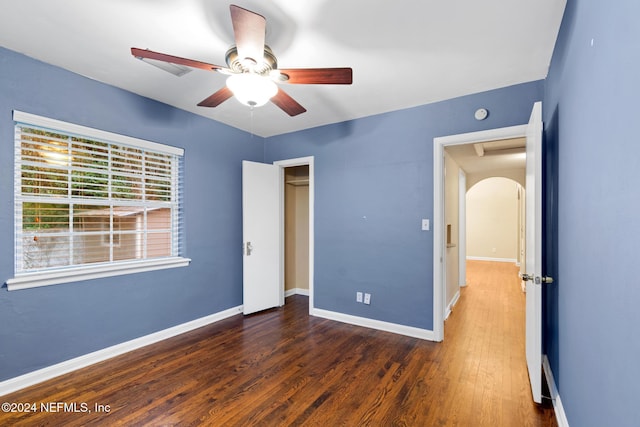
[225,45,278,75]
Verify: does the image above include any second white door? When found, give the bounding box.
[524,101,543,403]
[242,160,281,315]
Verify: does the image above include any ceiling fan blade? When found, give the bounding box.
[278,68,353,85]
[197,87,234,107]
[271,88,307,116]
[131,48,225,72]
[230,5,266,67]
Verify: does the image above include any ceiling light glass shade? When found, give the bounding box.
[226,73,278,107]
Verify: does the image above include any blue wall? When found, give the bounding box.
[265,81,542,330]
[0,47,263,381]
[544,1,640,425]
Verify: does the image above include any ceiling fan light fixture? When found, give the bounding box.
[226,73,278,107]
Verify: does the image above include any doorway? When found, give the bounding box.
[466,177,525,264]
[433,125,528,341]
[434,103,543,401]
[284,165,310,297]
[274,156,315,313]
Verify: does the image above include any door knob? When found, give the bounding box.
[245,241,253,256]
[520,273,554,284]
[520,273,534,282]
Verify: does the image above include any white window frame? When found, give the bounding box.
[7,111,190,291]
[101,217,121,248]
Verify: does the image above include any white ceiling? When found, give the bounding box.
[0,0,566,137]
[445,137,526,175]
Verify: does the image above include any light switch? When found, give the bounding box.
[422,219,430,231]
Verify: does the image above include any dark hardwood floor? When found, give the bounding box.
[1,261,556,426]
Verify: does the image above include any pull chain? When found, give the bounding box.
[250,106,254,138]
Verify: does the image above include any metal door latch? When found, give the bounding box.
[520,273,554,284]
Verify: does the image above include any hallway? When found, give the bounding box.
[442,260,556,425]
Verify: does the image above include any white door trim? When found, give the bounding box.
[273,156,315,313]
[458,169,467,287]
[433,125,528,341]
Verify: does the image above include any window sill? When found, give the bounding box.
[5,257,191,291]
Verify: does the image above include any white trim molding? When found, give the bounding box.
[0,305,242,396]
[445,290,461,320]
[13,110,184,156]
[285,288,310,297]
[458,169,467,288]
[311,308,435,341]
[466,256,518,264]
[543,355,570,427]
[6,257,191,291]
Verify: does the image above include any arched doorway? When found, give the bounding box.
[466,177,525,278]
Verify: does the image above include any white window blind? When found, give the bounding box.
[8,111,189,290]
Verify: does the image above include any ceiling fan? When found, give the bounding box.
[131,4,353,116]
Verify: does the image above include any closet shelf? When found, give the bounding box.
[286,178,309,186]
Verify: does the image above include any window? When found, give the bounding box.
[7,111,190,290]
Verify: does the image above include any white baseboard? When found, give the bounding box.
[0,305,243,397]
[311,308,435,341]
[543,354,570,427]
[466,256,518,263]
[444,290,461,320]
[285,288,309,297]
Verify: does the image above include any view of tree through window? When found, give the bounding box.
[15,123,181,273]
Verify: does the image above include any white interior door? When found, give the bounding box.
[524,101,543,403]
[242,160,281,315]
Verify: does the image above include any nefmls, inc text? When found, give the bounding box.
[40,402,111,413]
[1,401,111,413]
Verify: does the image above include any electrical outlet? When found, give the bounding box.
[356,292,363,303]
[364,293,371,305]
